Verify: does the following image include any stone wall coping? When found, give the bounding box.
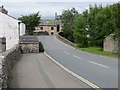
[56,33,74,47]
[20,36,39,44]
[19,42,39,44]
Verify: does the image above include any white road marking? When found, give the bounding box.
[44,52,101,89]
[73,55,83,60]
[63,51,70,55]
[54,36,117,61]
[89,61,109,68]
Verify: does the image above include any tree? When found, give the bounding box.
[61,8,78,42]
[110,3,120,38]
[88,4,119,47]
[87,4,103,47]
[74,15,88,47]
[18,12,41,35]
[60,3,119,48]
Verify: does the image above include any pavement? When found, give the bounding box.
[37,35,118,88]
[10,53,90,88]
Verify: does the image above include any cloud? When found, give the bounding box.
[1,0,120,2]
[1,2,117,19]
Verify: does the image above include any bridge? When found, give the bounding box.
[0,35,118,89]
[37,36,118,88]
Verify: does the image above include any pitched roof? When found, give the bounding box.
[39,23,57,26]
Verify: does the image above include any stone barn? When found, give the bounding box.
[104,34,120,53]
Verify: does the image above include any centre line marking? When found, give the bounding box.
[63,51,70,55]
[89,61,109,68]
[73,55,83,60]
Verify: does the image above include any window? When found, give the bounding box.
[51,32,53,35]
[51,27,54,30]
[40,27,43,30]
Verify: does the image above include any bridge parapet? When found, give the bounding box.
[19,36,44,53]
[55,34,74,47]
[0,45,20,90]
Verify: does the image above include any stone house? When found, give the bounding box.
[0,10,25,50]
[104,34,120,53]
[34,13,62,35]
[34,23,57,35]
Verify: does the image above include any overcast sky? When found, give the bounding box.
[0,0,119,19]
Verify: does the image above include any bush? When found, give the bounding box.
[39,42,44,52]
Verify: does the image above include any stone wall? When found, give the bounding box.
[20,36,40,53]
[0,45,20,90]
[56,34,74,47]
[104,34,120,53]
[0,37,6,52]
[20,43,39,53]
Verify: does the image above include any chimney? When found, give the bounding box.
[55,13,57,20]
[0,5,8,14]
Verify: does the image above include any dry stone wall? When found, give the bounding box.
[20,43,39,53]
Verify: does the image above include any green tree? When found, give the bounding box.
[93,6,114,47]
[110,3,120,38]
[74,15,88,47]
[88,4,119,47]
[61,3,119,48]
[18,12,41,35]
[61,8,78,42]
[87,4,103,47]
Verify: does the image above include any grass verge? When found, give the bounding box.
[77,47,120,57]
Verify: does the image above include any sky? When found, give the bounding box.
[0,0,119,19]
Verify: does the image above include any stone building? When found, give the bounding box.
[104,34,120,53]
[34,23,57,35]
[0,5,8,14]
[55,13,62,33]
[0,11,25,50]
[34,13,62,35]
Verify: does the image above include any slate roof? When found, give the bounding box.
[39,23,57,26]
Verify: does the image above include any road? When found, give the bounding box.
[38,35,118,88]
[10,53,90,88]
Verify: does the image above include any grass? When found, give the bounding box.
[41,19,55,24]
[77,46,120,57]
